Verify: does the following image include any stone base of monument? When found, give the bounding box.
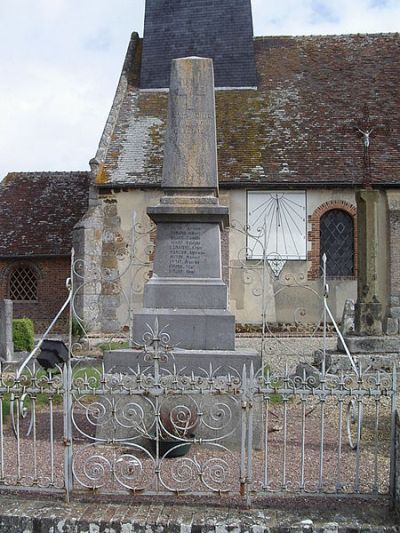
[314,349,397,374]
[132,309,236,351]
[314,335,400,373]
[104,347,260,375]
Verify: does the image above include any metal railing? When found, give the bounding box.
[0,319,396,504]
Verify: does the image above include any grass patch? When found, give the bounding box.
[97,340,129,352]
[0,396,11,418]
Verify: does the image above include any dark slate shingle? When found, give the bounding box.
[140,0,257,89]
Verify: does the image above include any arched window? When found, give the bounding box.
[320,209,354,277]
[9,265,38,302]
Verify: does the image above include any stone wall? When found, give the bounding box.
[224,188,357,325]
[72,204,104,333]
[0,494,396,531]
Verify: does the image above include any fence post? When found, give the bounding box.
[63,359,73,502]
[246,362,254,507]
[240,365,247,499]
[64,254,74,502]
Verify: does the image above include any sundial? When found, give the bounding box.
[247,191,307,276]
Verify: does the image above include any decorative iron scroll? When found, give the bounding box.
[230,218,327,363]
[0,209,396,503]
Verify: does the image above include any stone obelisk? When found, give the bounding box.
[133,57,235,351]
[104,57,259,375]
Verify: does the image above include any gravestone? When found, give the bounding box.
[105,56,258,372]
[0,299,14,361]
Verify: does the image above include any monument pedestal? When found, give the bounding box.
[132,215,236,351]
[101,58,262,453]
[315,348,397,374]
[106,57,259,371]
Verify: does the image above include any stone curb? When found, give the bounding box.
[0,496,399,533]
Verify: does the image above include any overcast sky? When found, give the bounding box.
[1,0,399,179]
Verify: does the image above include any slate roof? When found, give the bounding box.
[0,172,90,257]
[140,0,257,89]
[95,32,400,189]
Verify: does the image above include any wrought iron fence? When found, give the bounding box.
[0,319,396,504]
[229,218,330,366]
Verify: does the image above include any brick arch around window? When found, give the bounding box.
[0,262,44,302]
[308,200,357,280]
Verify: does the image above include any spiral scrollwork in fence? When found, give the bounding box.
[72,444,156,491]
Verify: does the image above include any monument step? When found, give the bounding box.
[104,347,260,375]
[132,308,235,350]
[314,349,398,373]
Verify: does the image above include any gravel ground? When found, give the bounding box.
[236,334,338,370]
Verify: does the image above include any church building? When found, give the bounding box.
[73,0,400,338]
[3,0,400,336]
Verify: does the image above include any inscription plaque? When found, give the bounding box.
[168,226,206,275]
[152,223,220,279]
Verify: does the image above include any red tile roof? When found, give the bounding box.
[0,172,90,257]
